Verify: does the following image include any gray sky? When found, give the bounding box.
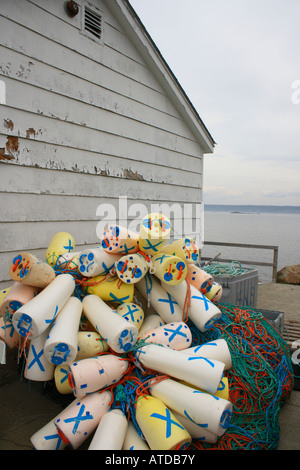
[129,0,300,206]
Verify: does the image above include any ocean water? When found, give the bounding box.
[202,205,300,283]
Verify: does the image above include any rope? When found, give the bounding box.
[189,303,293,450]
[202,261,255,278]
[39,253,293,450]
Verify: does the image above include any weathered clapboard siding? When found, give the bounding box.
[0,14,192,130]
[0,0,213,284]
[0,47,198,143]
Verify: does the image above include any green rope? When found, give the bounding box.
[202,261,255,278]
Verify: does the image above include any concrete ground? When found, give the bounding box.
[0,282,299,451]
[257,282,300,450]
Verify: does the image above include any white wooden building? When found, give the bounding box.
[0,0,215,287]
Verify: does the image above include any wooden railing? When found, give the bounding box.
[201,241,279,281]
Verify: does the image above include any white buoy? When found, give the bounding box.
[78,247,121,277]
[0,316,20,349]
[30,397,79,450]
[9,252,56,288]
[185,263,214,294]
[12,274,75,339]
[181,339,232,370]
[122,420,150,450]
[136,275,183,323]
[136,343,225,395]
[171,409,218,443]
[24,327,55,382]
[68,354,129,397]
[44,297,82,366]
[101,225,139,254]
[116,253,149,284]
[140,321,192,350]
[54,390,112,449]
[149,378,232,436]
[82,294,138,353]
[162,280,222,332]
[138,314,165,338]
[56,251,81,271]
[0,282,38,317]
[88,409,128,450]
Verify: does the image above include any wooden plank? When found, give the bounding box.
[0,46,197,143]
[0,219,202,253]
[23,0,165,86]
[0,132,202,178]
[0,77,203,158]
[0,15,183,121]
[0,192,203,223]
[0,0,158,87]
[0,106,203,164]
[0,164,202,201]
[0,136,202,188]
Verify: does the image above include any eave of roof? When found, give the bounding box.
[103,0,216,154]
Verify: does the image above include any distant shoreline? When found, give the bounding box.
[204,204,300,215]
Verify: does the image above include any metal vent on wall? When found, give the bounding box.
[84,5,102,40]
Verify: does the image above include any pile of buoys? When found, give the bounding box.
[0,212,294,451]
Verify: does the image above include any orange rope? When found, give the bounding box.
[182,279,191,322]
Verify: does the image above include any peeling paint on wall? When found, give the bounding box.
[26,128,37,138]
[4,119,14,131]
[6,136,19,156]
[0,147,14,161]
[123,168,144,181]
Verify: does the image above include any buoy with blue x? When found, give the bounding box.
[1,213,248,452]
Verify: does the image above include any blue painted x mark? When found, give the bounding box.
[1,322,15,338]
[187,356,215,368]
[63,404,93,435]
[154,254,170,264]
[58,367,69,384]
[27,345,45,372]
[193,342,218,354]
[44,433,63,450]
[142,239,163,252]
[151,408,184,438]
[45,305,59,325]
[191,294,211,311]
[157,293,178,314]
[109,293,130,303]
[122,304,139,322]
[118,244,136,255]
[163,324,188,342]
[63,239,74,253]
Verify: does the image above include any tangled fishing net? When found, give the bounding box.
[187,304,293,450]
[84,300,294,451]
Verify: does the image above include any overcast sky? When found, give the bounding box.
[129,0,300,206]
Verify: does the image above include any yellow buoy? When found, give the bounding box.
[46,232,75,266]
[161,238,199,264]
[139,213,171,255]
[85,274,134,303]
[135,395,191,450]
[151,253,187,285]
